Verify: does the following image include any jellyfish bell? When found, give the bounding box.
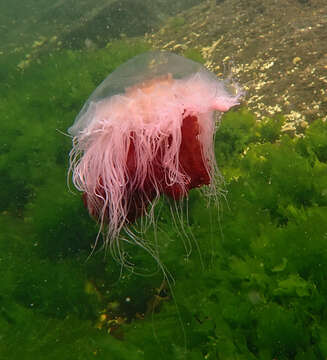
[68,51,243,251]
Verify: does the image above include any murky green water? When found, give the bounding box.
[1,1,327,359]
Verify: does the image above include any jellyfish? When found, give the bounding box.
[68,51,242,249]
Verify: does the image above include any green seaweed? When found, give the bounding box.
[1,39,327,359]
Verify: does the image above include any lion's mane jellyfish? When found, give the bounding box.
[68,51,242,247]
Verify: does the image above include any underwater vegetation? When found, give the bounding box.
[1,38,327,359]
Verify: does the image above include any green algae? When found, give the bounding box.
[1,41,327,359]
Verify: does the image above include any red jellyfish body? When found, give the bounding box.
[68,51,242,245]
